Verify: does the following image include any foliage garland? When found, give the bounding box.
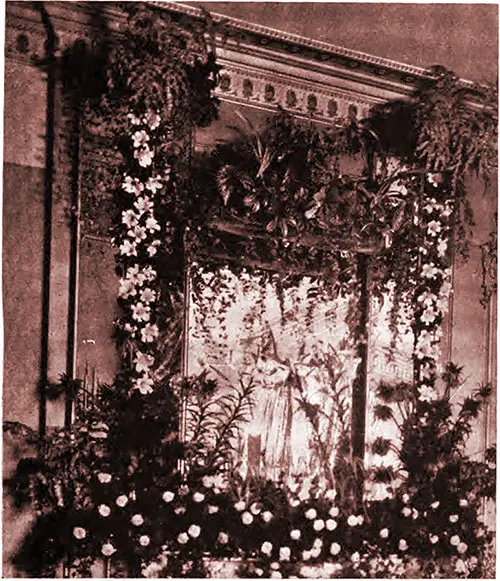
[5,4,498,578]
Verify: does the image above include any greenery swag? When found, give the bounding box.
[5,4,497,578]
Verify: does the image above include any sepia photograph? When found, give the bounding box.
[3,1,497,577]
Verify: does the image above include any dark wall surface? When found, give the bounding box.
[3,163,45,429]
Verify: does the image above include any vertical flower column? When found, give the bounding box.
[413,172,454,400]
[114,110,172,394]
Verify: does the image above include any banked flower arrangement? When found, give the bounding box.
[5,3,497,579]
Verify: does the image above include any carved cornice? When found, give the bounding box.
[147,0,433,86]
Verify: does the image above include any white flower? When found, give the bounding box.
[379,528,389,539]
[420,307,437,325]
[302,550,311,561]
[217,531,229,544]
[118,277,137,299]
[202,475,214,488]
[290,529,301,540]
[415,329,439,360]
[330,542,341,556]
[132,130,149,149]
[188,524,201,538]
[329,506,339,518]
[208,504,219,514]
[122,209,139,228]
[145,216,161,233]
[398,539,408,551]
[351,551,361,563]
[437,238,448,257]
[73,526,86,540]
[289,497,300,507]
[324,489,336,501]
[124,264,141,282]
[147,241,161,257]
[141,323,159,343]
[177,532,189,544]
[323,563,341,576]
[242,511,254,525]
[131,514,144,526]
[134,351,155,374]
[429,534,439,544]
[102,542,116,557]
[347,514,362,526]
[119,239,137,257]
[313,538,323,549]
[116,495,128,507]
[98,472,112,484]
[455,559,467,574]
[427,173,442,187]
[459,498,468,507]
[139,535,150,546]
[128,225,147,244]
[193,492,205,503]
[270,572,282,579]
[421,262,439,279]
[131,302,151,322]
[234,500,246,512]
[418,290,437,307]
[449,514,459,523]
[146,175,163,193]
[133,375,154,395]
[418,384,438,402]
[457,542,468,554]
[135,146,154,168]
[313,519,325,531]
[304,508,317,520]
[279,547,291,561]
[262,511,273,523]
[250,502,262,515]
[326,519,337,531]
[430,501,440,509]
[412,508,419,519]
[145,112,161,131]
[123,322,137,336]
[134,196,154,215]
[427,220,442,236]
[450,535,460,546]
[162,490,175,503]
[128,113,142,126]
[254,568,264,577]
[98,504,111,517]
[402,493,410,503]
[261,541,273,555]
[142,266,157,281]
[122,176,144,195]
[441,205,453,218]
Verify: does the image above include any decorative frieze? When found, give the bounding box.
[214,61,376,124]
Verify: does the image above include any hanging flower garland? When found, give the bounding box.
[113,110,168,394]
[413,172,454,400]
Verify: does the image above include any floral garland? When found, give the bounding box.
[113,110,171,394]
[413,172,454,400]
